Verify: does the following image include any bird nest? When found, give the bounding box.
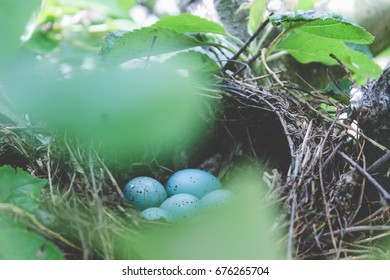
[212,74,390,259]
[1,67,389,260]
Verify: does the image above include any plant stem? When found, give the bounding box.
[267,50,288,62]
[265,28,289,58]
[222,18,270,71]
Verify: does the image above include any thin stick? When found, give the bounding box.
[144,35,157,69]
[287,192,296,259]
[47,142,55,205]
[318,119,340,258]
[338,151,390,200]
[95,153,125,199]
[367,152,390,173]
[261,48,284,86]
[329,53,356,85]
[88,147,111,259]
[324,225,390,236]
[222,18,270,71]
[288,90,389,153]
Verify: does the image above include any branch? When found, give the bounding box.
[338,151,390,201]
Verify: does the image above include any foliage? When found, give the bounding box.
[99,9,380,83]
[0,0,387,260]
[269,10,381,82]
[248,0,267,35]
[0,166,64,259]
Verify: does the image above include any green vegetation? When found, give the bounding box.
[0,0,388,260]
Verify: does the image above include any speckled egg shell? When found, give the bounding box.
[123,177,167,210]
[166,169,221,199]
[141,207,174,222]
[200,189,234,210]
[160,193,200,221]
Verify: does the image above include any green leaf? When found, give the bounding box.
[165,51,220,72]
[277,30,381,82]
[153,14,226,35]
[269,10,374,44]
[100,27,206,64]
[0,166,47,212]
[0,224,64,260]
[0,167,63,260]
[248,0,268,34]
[323,78,351,104]
[295,0,318,10]
[23,29,59,53]
[0,0,41,60]
[9,67,208,160]
[116,0,137,11]
[59,0,133,17]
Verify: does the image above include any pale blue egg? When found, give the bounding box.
[141,207,174,222]
[166,169,221,199]
[200,189,234,210]
[123,177,167,210]
[160,193,200,221]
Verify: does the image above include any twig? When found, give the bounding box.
[88,147,111,259]
[318,118,340,258]
[352,208,385,226]
[222,18,270,71]
[244,71,281,82]
[324,225,390,236]
[338,151,390,200]
[329,53,356,86]
[261,48,284,86]
[287,192,296,259]
[144,35,157,69]
[47,142,55,205]
[288,90,389,153]
[367,152,390,173]
[95,152,125,199]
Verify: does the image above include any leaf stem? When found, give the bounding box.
[265,28,289,58]
[267,50,288,62]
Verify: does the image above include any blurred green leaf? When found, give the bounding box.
[0,166,63,260]
[295,0,318,10]
[23,29,59,53]
[116,0,137,11]
[165,51,220,73]
[277,30,381,82]
[346,42,374,58]
[153,14,226,35]
[8,66,208,158]
[59,0,134,17]
[0,166,47,212]
[0,0,41,62]
[248,0,267,34]
[0,222,64,260]
[270,10,374,44]
[100,28,205,64]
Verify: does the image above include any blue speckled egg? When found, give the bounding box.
[123,177,167,210]
[166,169,221,199]
[160,193,200,221]
[141,207,174,222]
[200,189,234,210]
